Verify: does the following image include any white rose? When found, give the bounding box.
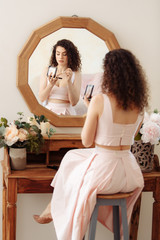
[5,124,19,146]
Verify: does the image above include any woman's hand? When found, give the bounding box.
[48,73,58,86]
[65,68,73,82]
[83,95,90,108]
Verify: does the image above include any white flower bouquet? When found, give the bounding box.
[0,112,54,154]
[135,109,160,145]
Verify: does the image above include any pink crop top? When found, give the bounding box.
[48,67,75,101]
[95,94,143,146]
[49,85,69,101]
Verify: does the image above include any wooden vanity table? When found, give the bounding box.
[1,134,160,240]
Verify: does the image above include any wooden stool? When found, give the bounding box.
[87,192,133,240]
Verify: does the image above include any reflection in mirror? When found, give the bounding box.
[29,28,108,116]
[17,16,120,127]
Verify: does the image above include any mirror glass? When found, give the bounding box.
[17,17,120,127]
[29,28,108,115]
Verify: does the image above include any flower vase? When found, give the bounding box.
[9,147,27,170]
[131,140,154,172]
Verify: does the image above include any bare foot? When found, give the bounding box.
[33,202,52,224]
[33,214,52,224]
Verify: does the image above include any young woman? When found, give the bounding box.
[39,39,81,115]
[34,49,149,240]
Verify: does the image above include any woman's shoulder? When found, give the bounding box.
[90,94,104,117]
[74,70,81,76]
[92,93,106,102]
[90,94,104,108]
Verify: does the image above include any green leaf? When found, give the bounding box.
[40,115,48,122]
[0,139,6,148]
[34,114,48,123]
[29,117,34,121]
[26,132,44,154]
[0,117,8,127]
[31,125,40,133]
[154,109,159,114]
[35,115,41,124]
[17,112,23,115]
[46,128,55,138]
[39,115,45,122]
[0,126,6,136]
[23,122,30,129]
[134,132,142,141]
[14,120,20,126]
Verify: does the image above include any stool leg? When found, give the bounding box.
[113,206,120,240]
[121,199,129,240]
[88,204,99,240]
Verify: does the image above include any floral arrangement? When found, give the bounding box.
[0,112,54,154]
[135,109,160,145]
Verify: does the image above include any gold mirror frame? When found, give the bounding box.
[17,16,120,127]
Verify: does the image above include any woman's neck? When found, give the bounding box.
[57,66,67,74]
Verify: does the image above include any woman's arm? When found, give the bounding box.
[134,119,144,138]
[66,70,81,106]
[81,94,103,147]
[39,67,57,102]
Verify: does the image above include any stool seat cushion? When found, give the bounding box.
[97,192,134,200]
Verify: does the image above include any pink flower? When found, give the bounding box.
[18,128,28,142]
[4,124,19,146]
[140,121,160,145]
[150,113,160,127]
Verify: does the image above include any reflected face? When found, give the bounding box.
[56,46,68,67]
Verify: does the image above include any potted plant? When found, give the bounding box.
[0,112,54,170]
[131,109,160,172]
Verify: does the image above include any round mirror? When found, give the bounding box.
[17,16,120,127]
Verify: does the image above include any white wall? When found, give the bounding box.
[0,0,160,239]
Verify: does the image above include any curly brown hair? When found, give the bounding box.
[49,39,81,71]
[102,49,149,112]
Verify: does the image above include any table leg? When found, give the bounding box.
[6,179,17,240]
[46,150,50,165]
[129,193,142,240]
[2,177,7,240]
[152,177,160,240]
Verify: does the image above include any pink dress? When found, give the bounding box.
[50,94,144,240]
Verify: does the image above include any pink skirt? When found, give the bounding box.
[50,147,144,240]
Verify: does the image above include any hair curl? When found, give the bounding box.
[102,49,149,112]
[49,39,81,71]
